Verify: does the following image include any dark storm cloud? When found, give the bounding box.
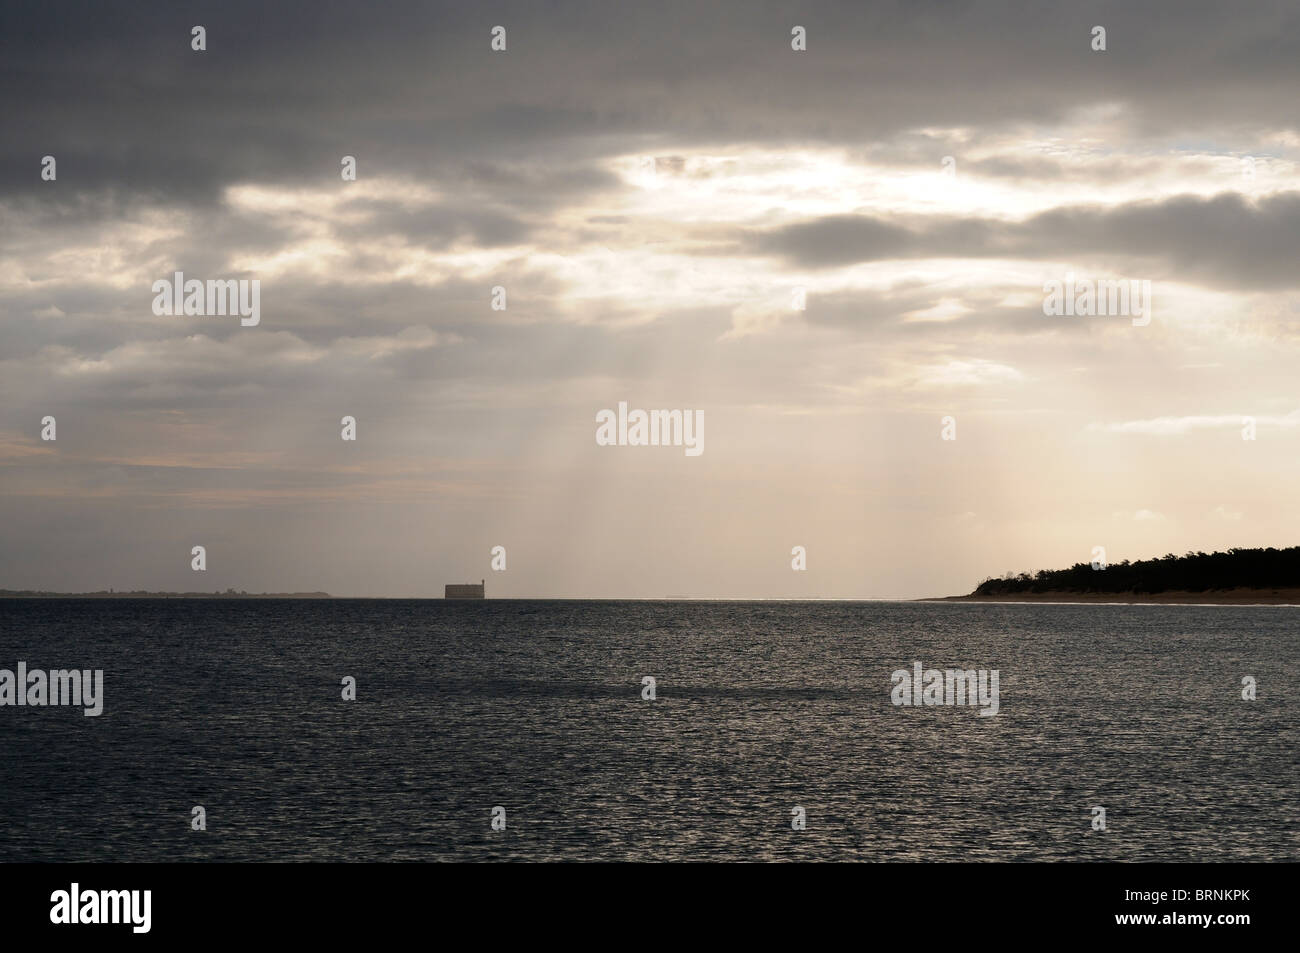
[790,285,1142,338]
[339,198,535,249]
[758,217,917,265]
[959,155,1188,183]
[1,193,301,270]
[752,192,1300,290]
[3,0,1298,212]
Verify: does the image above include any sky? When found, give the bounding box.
[2,0,1299,598]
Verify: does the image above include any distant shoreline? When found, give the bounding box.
[0,590,331,599]
[924,588,1300,605]
[5,590,1299,604]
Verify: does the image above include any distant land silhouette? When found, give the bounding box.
[0,589,331,599]
[938,546,1300,604]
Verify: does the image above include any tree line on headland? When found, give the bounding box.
[973,546,1300,596]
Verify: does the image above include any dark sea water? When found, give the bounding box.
[0,599,1295,862]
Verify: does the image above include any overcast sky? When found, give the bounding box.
[2,1,1299,598]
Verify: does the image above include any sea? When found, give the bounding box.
[1,599,1295,862]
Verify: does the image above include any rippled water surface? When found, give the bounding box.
[1,599,1296,861]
